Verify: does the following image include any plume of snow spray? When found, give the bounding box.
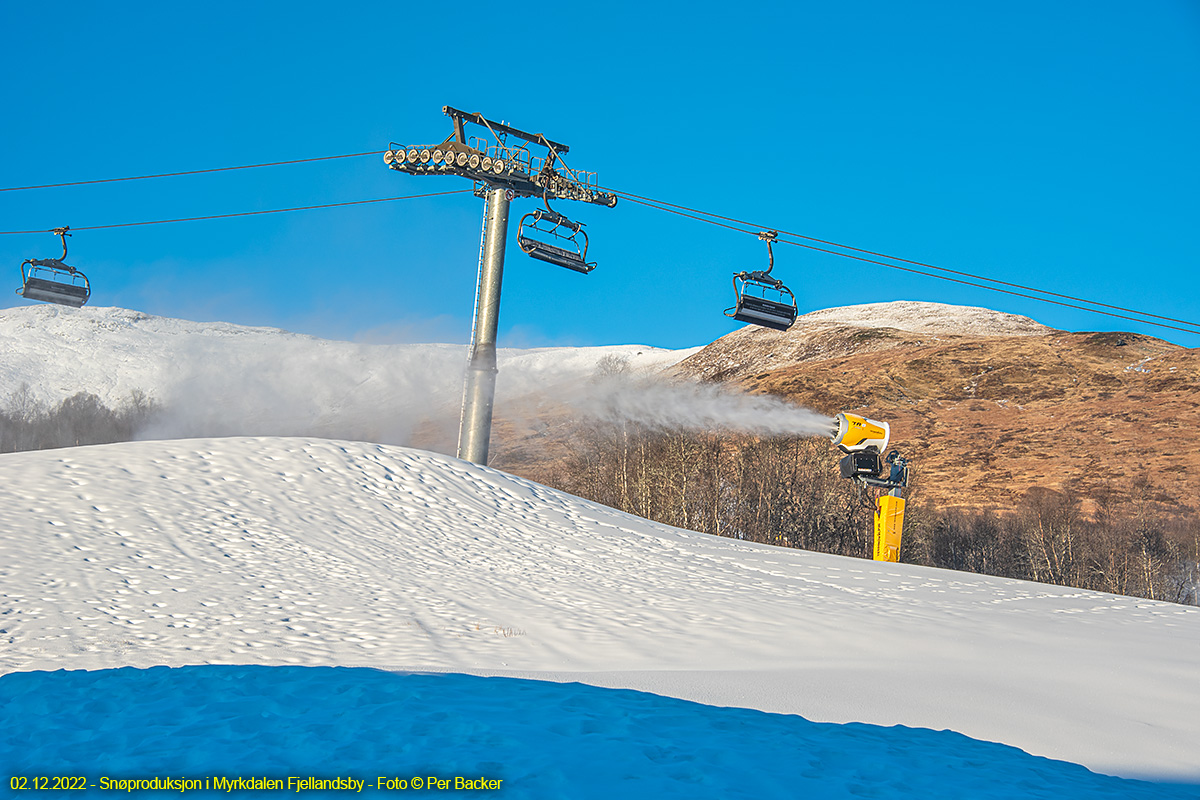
[568,374,833,437]
[135,339,832,447]
[139,340,466,446]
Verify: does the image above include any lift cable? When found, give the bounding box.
[0,151,384,193]
[774,236,1200,337]
[0,190,473,235]
[609,187,1200,333]
[612,190,1200,337]
[1,149,1194,335]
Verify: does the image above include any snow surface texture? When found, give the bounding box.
[5,666,1194,800]
[1,438,1198,783]
[797,300,1053,336]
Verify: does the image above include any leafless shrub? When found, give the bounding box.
[0,384,161,452]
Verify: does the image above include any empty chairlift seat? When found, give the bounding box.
[729,283,797,330]
[16,229,91,308]
[724,230,797,331]
[20,271,91,307]
[516,206,596,274]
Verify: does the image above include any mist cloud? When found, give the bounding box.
[135,342,831,449]
[569,375,833,437]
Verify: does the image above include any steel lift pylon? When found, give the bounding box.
[385,107,616,465]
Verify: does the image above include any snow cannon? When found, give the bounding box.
[830,412,890,454]
[830,412,908,564]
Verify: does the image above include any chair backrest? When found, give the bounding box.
[732,295,796,330]
[21,277,90,307]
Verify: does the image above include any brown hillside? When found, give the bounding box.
[677,300,1051,384]
[482,302,1200,516]
[710,329,1200,511]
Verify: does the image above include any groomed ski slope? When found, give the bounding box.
[1,437,1198,783]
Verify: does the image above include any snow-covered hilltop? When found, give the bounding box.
[1,436,1197,781]
[797,300,1053,336]
[676,300,1056,383]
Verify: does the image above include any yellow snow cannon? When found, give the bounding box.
[830,412,890,454]
[873,494,906,563]
[830,412,908,563]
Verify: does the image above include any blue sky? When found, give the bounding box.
[3,0,1198,349]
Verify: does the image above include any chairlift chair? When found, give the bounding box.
[17,227,91,308]
[516,200,595,274]
[724,230,797,331]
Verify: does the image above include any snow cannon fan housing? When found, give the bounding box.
[831,412,890,480]
[831,413,890,454]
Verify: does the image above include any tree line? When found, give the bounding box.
[558,420,1199,606]
[2,378,1195,606]
[906,481,1200,605]
[0,383,159,453]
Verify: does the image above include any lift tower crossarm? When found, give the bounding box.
[385,110,616,208]
[442,106,570,154]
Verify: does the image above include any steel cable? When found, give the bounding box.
[0,190,473,235]
[2,147,1195,335]
[613,191,1200,336]
[0,151,383,193]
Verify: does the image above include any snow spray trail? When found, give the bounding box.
[138,341,467,447]
[135,341,829,446]
[566,374,833,437]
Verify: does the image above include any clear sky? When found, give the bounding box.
[3,1,1198,349]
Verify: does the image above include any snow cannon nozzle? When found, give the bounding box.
[831,412,890,454]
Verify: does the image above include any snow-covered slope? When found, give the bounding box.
[1,437,1197,781]
[797,300,1052,336]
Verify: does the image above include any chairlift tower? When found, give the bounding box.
[385,107,616,466]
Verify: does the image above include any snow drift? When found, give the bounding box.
[1,437,1197,781]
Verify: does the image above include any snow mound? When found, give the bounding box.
[1,436,1197,780]
[798,301,1053,336]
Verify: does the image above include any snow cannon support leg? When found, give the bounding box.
[873,494,905,562]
